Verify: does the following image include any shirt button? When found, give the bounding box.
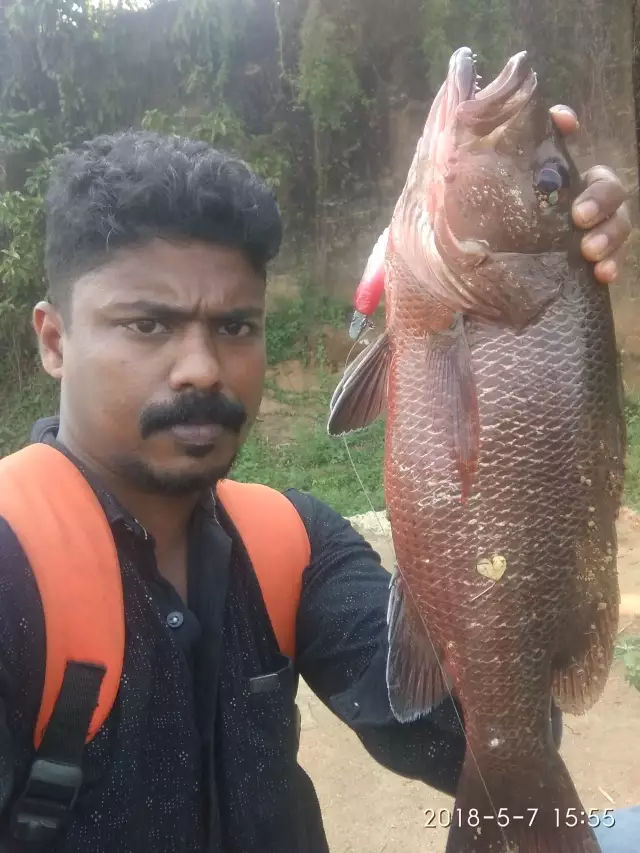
[167,611,184,629]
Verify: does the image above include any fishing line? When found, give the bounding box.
[338,337,510,844]
[340,336,390,541]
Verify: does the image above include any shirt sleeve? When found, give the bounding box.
[284,489,466,796]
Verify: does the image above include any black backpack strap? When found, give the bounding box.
[10,662,105,845]
[0,443,126,846]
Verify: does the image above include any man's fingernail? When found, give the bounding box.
[575,200,599,224]
[598,259,618,282]
[584,233,609,257]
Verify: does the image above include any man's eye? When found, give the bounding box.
[126,320,167,335]
[219,321,253,338]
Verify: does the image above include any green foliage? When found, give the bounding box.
[171,0,249,97]
[297,1,363,133]
[0,371,59,458]
[623,395,640,511]
[421,0,516,88]
[141,106,290,189]
[0,0,630,393]
[232,396,386,516]
[266,286,350,365]
[615,635,640,692]
[0,183,47,369]
[419,0,626,130]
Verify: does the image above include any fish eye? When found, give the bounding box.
[534,163,570,208]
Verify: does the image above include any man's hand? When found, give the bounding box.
[550,105,632,285]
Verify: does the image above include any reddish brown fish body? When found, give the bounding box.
[329,48,624,853]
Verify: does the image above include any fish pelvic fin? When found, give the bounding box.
[386,566,452,722]
[446,748,603,853]
[327,331,390,437]
[425,318,479,502]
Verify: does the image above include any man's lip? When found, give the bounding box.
[168,423,225,446]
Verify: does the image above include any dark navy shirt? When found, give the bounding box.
[0,417,465,852]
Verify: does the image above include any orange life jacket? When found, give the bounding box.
[0,442,311,842]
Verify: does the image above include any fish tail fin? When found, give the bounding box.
[445,747,602,853]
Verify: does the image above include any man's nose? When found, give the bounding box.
[168,326,222,393]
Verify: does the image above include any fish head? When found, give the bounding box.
[390,47,581,328]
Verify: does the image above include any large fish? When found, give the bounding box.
[328,47,626,853]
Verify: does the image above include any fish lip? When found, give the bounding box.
[449,46,477,104]
[473,50,532,103]
[454,49,538,133]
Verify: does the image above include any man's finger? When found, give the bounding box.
[594,253,621,285]
[549,105,579,136]
[581,205,632,262]
[573,166,627,229]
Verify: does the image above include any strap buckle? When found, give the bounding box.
[10,758,83,842]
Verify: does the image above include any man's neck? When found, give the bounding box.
[56,424,200,556]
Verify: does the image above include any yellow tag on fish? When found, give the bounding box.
[476,555,507,581]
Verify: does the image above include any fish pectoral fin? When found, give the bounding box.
[327,331,390,436]
[386,566,452,722]
[425,321,479,502]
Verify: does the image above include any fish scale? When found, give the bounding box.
[328,46,623,853]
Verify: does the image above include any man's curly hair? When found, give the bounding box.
[44,130,283,311]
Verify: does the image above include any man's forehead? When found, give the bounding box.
[75,239,265,312]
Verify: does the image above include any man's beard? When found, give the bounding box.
[111,451,238,497]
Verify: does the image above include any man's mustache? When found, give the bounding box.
[140,392,247,439]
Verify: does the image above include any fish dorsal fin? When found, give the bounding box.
[327,331,390,436]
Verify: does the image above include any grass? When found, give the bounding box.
[232,384,386,516]
[615,636,640,692]
[622,395,640,510]
[265,282,351,366]
[0,370,59,458]
[5,371,640,518]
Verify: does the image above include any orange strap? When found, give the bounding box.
[0,443,124,750]
[0,444,310,749]
[217,479,310,660]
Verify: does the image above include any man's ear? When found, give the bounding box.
[33,301,65,380]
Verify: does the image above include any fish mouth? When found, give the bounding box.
[451,47,538,135]
[411,48,537,197]
[388,48,542,321]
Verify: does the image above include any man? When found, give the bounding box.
[0,110,634,853]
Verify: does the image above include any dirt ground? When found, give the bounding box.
[296,508,640,853]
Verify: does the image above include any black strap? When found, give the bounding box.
[10,661,105,845]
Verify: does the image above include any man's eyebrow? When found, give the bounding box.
[106,301,264,322]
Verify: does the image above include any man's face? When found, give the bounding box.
[36,239,267,495]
